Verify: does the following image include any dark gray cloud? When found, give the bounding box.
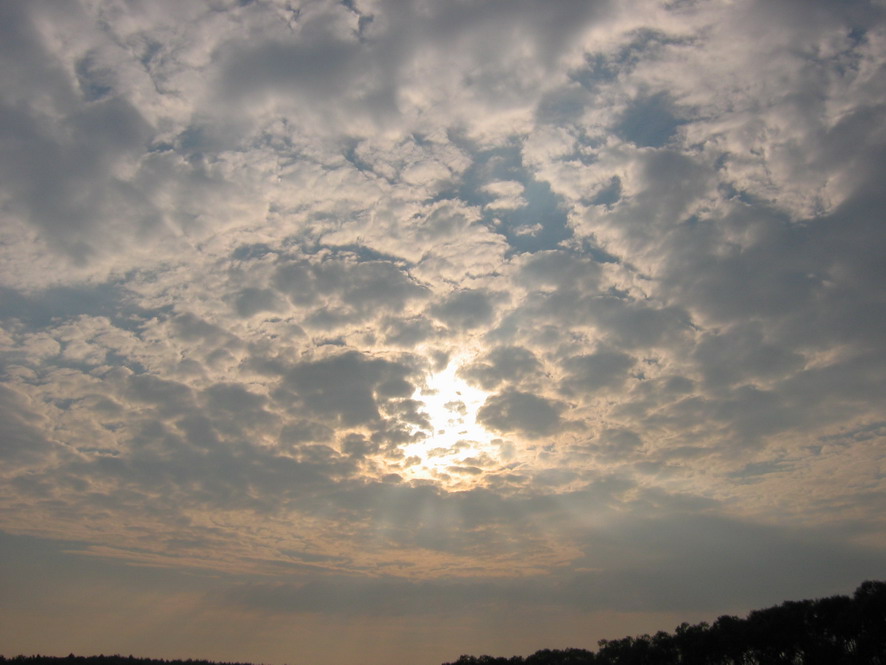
[277,351,418,426]
[459,346,542,391]
[693,324,806,389]
[591,427,644,461]
[0,2,155,263]
[381,315,438,347]
[560,349,635,397]
[272,253,428,327]
[231,287,285,318]
[478,390,565,438]
[281,419,334,446]
[431,289,498,331]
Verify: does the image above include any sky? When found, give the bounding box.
[1,0,885,664]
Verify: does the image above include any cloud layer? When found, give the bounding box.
[1,1,885,664]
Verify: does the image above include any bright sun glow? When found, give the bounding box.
[401,360,496,479]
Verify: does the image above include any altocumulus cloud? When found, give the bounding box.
[1,1,885,665]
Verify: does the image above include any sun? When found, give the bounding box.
[400,359,497,479]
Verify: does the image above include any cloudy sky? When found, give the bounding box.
[1,0,885,663]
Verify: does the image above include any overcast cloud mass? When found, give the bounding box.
[1,1,886,664]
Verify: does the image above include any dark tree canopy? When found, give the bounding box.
[443,581,886,665]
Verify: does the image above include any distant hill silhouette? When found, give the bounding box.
[3,580,885,665]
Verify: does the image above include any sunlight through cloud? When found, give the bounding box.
[401,359,497,481]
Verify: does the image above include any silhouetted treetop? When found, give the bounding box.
[442,580,886,665]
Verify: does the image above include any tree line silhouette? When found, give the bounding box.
[3,581,884,665]
[0,658,254,665]
[445,581,886,665]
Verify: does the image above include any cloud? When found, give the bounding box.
[1,1,886,663]
[431,289,499,331]
[560,349,635,397]
[459,346,542,391]
[278,351,418,427]
[478,390,565,438]
[0,383,55,463]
